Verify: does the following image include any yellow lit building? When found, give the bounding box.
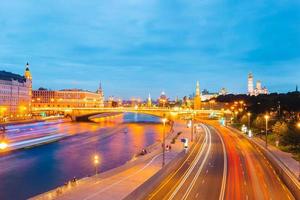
[158,91,168,107]
[0,63,32,120]
[193,81,202,110]
[32,85,104,109]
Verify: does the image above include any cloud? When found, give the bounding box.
[0,0,299,98]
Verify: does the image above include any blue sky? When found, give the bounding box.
[0,0,299,99]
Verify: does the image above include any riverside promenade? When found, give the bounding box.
[31,120,197,200]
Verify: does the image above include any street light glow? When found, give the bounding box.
[0,141,8,150]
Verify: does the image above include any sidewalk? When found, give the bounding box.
[253,137,299,179]
[229,126,299,180]
[31,120,193,200]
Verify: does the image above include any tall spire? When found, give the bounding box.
[99,81,102,91]
[196,81,200,97]
[24,62,32,80]
[147,93,152,107]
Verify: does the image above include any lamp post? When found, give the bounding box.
[191,112,195,142]
[264,115,270,148]
[247,112,251,129]
[162,118,167,167]
[93,155,99,175]
[296,122,300,181]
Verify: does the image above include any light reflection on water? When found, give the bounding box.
[0,113,163,200]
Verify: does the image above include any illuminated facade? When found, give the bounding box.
[158,91,168,107]
[32,86,104,109]
[248,73,254,95]
[248,73,268,96]
[193,81,202,109]
[0,63,32,120]
[147,93,152,107]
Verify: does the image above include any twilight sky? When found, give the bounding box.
[0,0,299,99]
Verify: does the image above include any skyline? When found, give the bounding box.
[0,1,300,98]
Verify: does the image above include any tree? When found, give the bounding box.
[240,114,248,125]
[272,121,288,146]
[253,115,265,130]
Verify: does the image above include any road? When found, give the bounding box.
[211,122,295,200]
[145,121,295,200]
[0,113,164,200]
[146,123,226,200]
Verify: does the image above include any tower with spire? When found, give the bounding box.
[24,62,32,112]
[194,81,202,110]
[97,82,104,107]
[147,93,152,107]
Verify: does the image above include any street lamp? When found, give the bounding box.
[297,122,300,181]
[93,155,100,175]
[247,112,251,129]
[264,115,270,148]
[190,112,195,142]
[162,118,167,167]
[0,141,8,150]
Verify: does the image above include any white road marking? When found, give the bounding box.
[168,124,210,200]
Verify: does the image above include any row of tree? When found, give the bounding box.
[237,112,300,158]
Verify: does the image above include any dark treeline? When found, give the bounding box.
[215,91,300,115]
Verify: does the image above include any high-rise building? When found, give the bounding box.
[0,63,32,120]
[193,81,202,110]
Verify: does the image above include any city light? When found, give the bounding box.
[264,115,270,148]
[0,141,8,150]
[93,154,100,175]
[297,122,300,129]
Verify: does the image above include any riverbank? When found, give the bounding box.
[31,120,192,200]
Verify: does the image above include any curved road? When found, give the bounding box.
[146,123,226,200]
[211,122,295,200]
[145,121,295,200]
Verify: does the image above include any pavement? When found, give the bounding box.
[31,120,193,200]
[253,136,300,180]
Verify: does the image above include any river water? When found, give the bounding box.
[0,113,163,200]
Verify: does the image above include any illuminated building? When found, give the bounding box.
[219,88,228,96]
[0,63,32,120]
[158,91,168,107]
[96,82,104,107]
[193,81,202,109]
[32,85,104,109]
[248,73,254,95]
[201,89,219,101]
[248,73,268,96]
[147,93,152,107]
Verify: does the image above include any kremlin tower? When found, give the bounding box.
[194,81,202,110]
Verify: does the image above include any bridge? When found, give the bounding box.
[32,107,231,121]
